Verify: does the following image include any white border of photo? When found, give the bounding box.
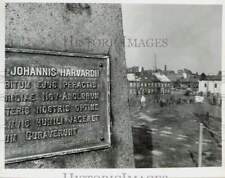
[0,0,224,178]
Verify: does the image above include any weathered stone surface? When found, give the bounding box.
[5,3,134,168]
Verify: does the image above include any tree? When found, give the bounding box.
[200,73,206,81]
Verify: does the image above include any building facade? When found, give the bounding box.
[127,72,172,97]
[198,80,221,94]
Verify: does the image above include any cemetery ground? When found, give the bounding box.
[129,93,222,168]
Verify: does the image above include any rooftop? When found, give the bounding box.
[153,73,171,82]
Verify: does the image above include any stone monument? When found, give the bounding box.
[5,3,134,168]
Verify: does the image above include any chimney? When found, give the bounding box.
[164,65,167,71]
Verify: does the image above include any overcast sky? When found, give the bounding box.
[122,4,222,75]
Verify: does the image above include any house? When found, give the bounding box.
[153,73,172,95]
[127,73,140,96]
[127,71,172,99]
[127,66,140,73]
[198,75,221,94]
[178,75,199,91]
[177,68,193,80]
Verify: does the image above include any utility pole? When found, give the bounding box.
[198,123,204,167]
[154,53,157,72]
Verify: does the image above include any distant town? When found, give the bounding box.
[127,65,222,105]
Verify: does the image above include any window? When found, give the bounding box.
[204,83,207,87]
[215,83,217,88]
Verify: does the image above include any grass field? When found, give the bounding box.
[129,96,222,168]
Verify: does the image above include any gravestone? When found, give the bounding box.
[5,3,134,168]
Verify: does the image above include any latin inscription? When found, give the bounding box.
[5,68,100,141]
[5,50,110,163]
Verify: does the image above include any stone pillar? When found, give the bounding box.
[5,3,134,168]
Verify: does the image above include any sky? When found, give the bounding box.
[122,4,222,75]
